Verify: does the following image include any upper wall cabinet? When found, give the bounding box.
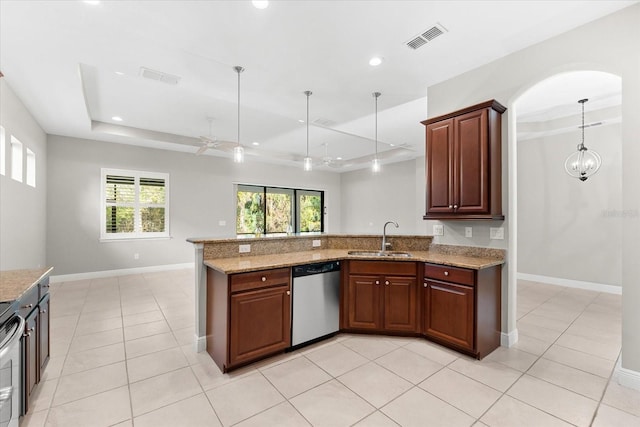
[422,100,506,220]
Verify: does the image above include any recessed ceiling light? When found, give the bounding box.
[112,116,123,122]
[337,157,343,160]
[369,56,383,67]
[252,142,260,146]
[83,1,101,5]
[252,0,269,9]
[298,119,305,123]
[114,71,124,76]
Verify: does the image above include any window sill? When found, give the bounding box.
[99,235,172,243]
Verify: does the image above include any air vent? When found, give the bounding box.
[405,23,447,50]
[139,67,181,85]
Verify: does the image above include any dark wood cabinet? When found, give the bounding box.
[422,100,506,220]
[38,293,50,375]
[422,263,501,359]
[206,267,291,372]
[344,261,417,334]
[22,308,38,414]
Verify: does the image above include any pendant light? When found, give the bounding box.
[372,92,381,173]
[303,90,313,171]
[233,66,245,163]
[564,98,601,181]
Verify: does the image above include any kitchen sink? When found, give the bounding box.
[347,250,412,258]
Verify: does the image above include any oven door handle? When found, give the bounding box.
[0,315,25,360]
[0,386,12,403]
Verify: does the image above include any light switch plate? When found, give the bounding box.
[490,227,504,240]
[465,227,473,238]
[218,220,226,226]
[239,244,251,253]
[312,240,321,247]
[433,224,444,236]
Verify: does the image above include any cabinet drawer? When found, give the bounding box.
[39,277,50,298]
[349,261,416,276]
[230,268,290,293]
[18,285,39,318]
[424,263,475,286]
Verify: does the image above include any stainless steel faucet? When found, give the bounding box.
[382,221,399,252]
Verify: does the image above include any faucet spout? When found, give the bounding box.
[382,221,399,252]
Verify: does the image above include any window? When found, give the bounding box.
[0,126,5,176]
[236,184,323,236]
[101,168,170,240]
[26,148,36,187]
[10,136,22,182]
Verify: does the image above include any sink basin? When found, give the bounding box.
[347,250,412,258]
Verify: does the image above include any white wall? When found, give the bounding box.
[340,159,423,235]
[426,5,640,374]
[517,120,622,287]
[0,79,47,270]
[46,135,341,275]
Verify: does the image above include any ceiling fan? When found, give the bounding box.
[195,118,235,156]
[320,143,344,168]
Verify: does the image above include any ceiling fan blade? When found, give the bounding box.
[195,145,209,155]
[199,135,215,143]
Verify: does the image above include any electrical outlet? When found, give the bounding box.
[465,227,473,238]
[239,244,251,253]
[312,239,321,247]
[490,227,504,240]
[218,220,226,226]
[433,224,444,236]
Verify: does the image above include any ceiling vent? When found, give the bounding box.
[139,67,181,85]
[405,23,447,50]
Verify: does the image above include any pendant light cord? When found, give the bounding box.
[373,92,381,158]
[578,98,587,151]
[305,91,311,157]
[234,66,244,147]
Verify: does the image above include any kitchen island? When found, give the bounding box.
[188,234,505,372]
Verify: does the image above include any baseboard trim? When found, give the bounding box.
[195,335,206,353]
[50,262,194,283]
[517,272,621,295]
[614,358,640,392]
[501,329,519,347]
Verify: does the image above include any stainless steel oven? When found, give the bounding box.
[0,308,23,427]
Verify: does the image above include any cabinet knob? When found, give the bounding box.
[261,276,266,282]
[40,309,47,314]
[453,205,458,209]
[23,332,31,337]
[375,280,380,285]
[448,205,453,209]
[286,290,290,296]
[423,283,427,288]
[385,281,390,285]
[444,271,449,276]
[23,303,33,309]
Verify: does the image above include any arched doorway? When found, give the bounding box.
[506,70,622,349]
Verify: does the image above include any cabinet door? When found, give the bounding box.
[38,294,50,375]
[21,309,39,414]
[424,279,474,351]
[383,276,417,332]
[229,285,291,367]
[426,119,455,214]
[347,275,382,330]
[454,109,489,214]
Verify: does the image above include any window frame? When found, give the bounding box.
[10,135,23,182]
[100,168,170,241]
[235,184,324,236]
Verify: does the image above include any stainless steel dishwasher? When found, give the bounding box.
[291,261,341,348]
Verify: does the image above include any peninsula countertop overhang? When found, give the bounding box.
[0,267,54,303]
[203,249,504,274]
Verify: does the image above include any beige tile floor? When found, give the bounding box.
[20,271,640,427]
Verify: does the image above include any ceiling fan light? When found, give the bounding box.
[303,157,313,171]
[372,158,381,173]
[233,145,244,163]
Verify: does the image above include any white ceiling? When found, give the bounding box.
[0,0,635,171]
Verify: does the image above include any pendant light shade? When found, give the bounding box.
[372,92,381,173]
[564,98,601,181]
[303,90,312,171]
[233,66,245,163]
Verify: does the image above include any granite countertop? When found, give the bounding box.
[204,249,503,274]
[0,267,54,303]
